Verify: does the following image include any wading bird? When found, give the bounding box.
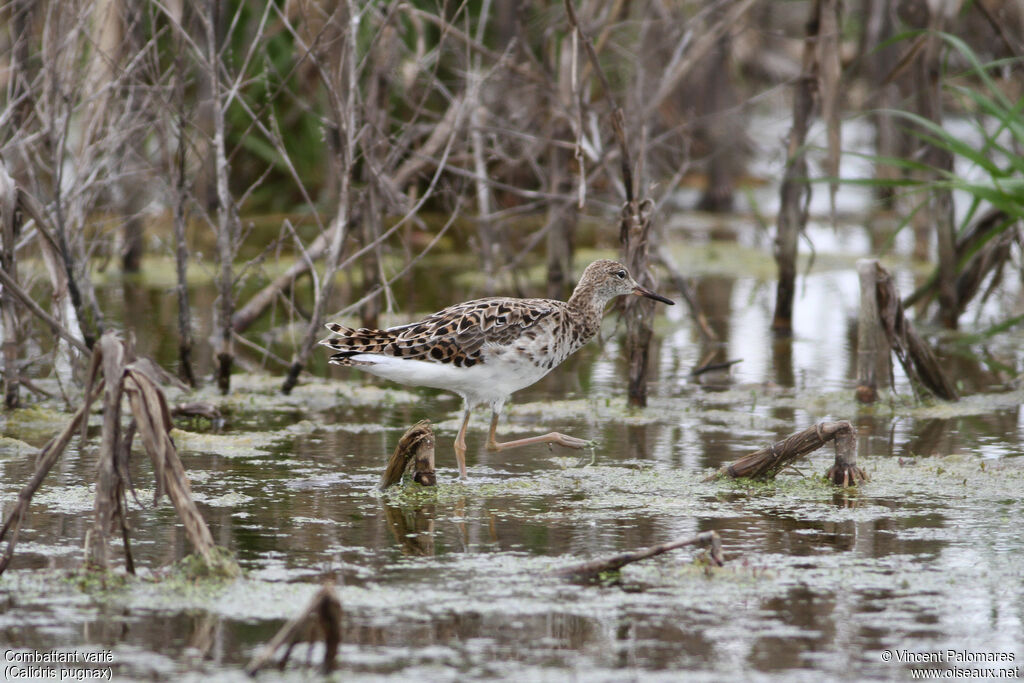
[322,259,674,480]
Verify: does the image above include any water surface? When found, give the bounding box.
[2,215,1023,681]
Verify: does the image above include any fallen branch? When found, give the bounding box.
[709,420,868,486]
[246,582,343,675]
[379,420,436,490]
[554,531,723,583]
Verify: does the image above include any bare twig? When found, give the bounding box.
[0,262,90,355]
[564,0,660,406]
[554,531,724,583]
[654,245,716,342]
[281,2,356,395]
[773,0,828,334]
[204,0,241,394]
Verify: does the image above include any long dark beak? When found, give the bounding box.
[633,285,675,305]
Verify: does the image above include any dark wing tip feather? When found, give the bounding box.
[324,322,353,334]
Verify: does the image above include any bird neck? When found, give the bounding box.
[566,281,608,329]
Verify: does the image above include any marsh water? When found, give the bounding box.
[3,162,1024,679]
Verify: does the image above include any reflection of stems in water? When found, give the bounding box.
[0,390,95,574]
[554,530,724,583]
[451,497,469,552]
[384,504,435,557]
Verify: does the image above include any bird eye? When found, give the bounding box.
[616,270,626,279]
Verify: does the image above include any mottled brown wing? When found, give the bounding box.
[322,298,557,367]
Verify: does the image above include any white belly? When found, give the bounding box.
[348,352,553,408]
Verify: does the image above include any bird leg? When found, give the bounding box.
[485,412,590,452]
[453,407,471,481]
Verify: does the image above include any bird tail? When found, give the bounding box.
[320,322,395,366]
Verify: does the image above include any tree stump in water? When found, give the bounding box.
[379,420,436,490]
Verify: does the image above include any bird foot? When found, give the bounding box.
[548,433,591,449]
[488,431,592,452]
[573,448,598,468]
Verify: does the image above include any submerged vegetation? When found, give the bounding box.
[1,0,1023,680]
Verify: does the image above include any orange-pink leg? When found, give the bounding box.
[453,408,471,481]
[485,412,590,452]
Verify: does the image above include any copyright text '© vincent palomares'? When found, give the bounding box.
[881,650,1016,665]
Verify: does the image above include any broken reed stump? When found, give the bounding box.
[0,331,222,576]
[709,420,867,486]
[855,259,893,403]
[856,260,958,403]
[554,531,724,583]
[246,582,343,676]
[378,420,436,490]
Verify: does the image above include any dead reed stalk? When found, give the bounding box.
[0,162,23,408]
[281,2,356,395]
[565,0,660,407]
[246,583,343,675]
[709,420,868,486]
[773,0,843,333]
[0,332,217,575]
[554,531,724,583]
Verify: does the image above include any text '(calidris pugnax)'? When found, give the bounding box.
[321,259,674,480]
